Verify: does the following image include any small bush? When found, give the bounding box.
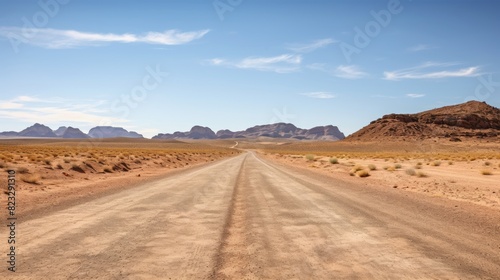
[414,165,422,169]
[367,164,377,171]
[351,165,364,173]
[484,161,491,166]
[44,159,52,165]
[329,158,339,164]
[356,170,370,177]
[481,169,492,175]
[448,161,454,165]
[430,161,441,166]
[405,168,416,176]
[416,171,428,178]
[17,167,29,174]
[394,163,402,169]
[22,174,41,184]
[70,164,85,173]
[305,154,315,161]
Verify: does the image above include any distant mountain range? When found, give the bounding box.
[0,124,143,139]
[153,123,345,141]
[0,123,345,141]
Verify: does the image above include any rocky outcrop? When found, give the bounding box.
[18,123,57,138]
[347,101,500,141]
[88,126,143,138]
[62,127,90,139]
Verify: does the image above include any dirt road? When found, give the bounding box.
[2,152,500,279]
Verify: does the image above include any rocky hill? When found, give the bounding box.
[18,123,57,138]
[153,123,345,140]
[88,126,143,138]
[346,101,500,141]
[62,127,90,139]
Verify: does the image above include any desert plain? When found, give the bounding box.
[0,135,499,279]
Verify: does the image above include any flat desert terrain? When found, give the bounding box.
[0,138,499,279]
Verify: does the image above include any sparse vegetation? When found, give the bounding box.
[17,167,29,174]
[484,161,491,166]
[405,168,416,176]
[430,160,442,166]
[416,171,428,178]
[356,170,370,177]
[22,174,41,184]
[394,163,402,169]
[367,164,377,171]
[329,157,339,164]
[481,169,493,175]
[305,154,315,161]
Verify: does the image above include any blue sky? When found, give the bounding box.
[1,0,499,138]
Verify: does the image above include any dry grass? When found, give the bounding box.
[329,157,339,164]
[416,171,428,178]
[21,174,41,184]
[355,170,370,177]
[430,160,442,166]
[367,164,377,171]
[481,169,493,175]
[305,154,315,161]
[405,168,416,176]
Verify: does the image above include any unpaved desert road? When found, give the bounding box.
[2,152,500,279]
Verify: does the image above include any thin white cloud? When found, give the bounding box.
[408,44,435,52]
[334,65,368,79]
[406,93,425,98]
[287,38,336,53]
[300,92,336,99]
[208,54,302,73]
[384,62,481,80]
[0,96,127,126]
[0,27,210,49]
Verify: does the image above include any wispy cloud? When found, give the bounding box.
[208,54,302,73]
[334,65,368,79]
[0,27,210,49]
[384,62,481,80]
[287,38,336,53]
[406,93,425,98]
[300,92,336,99]
[0,96,127,125]
[407,44,435,52]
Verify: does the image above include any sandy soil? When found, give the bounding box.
[1,152,499,279]
[0,139,238,218]
[261,153,500,210]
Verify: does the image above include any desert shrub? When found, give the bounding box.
[351,165,364,173]
[305,154,315,161]
[385,166,396,171]
[429,160,440,166]
[367,164,377,171]
[70,164,85,173]
[356,170,370,177]
[56,164,63,169]
[448,161,454,165]
[405,168,416,176]
[17,167,29,174]
[394,163,402,169]
[103,166,113,173]
[63,158,71,163]
[481,169,492,175]
[484,161,491,166]
[414,165,422,169]
[22,174,41,184]
[329,158,339,164]
[44,159,52,165]
[416,171,428,178]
